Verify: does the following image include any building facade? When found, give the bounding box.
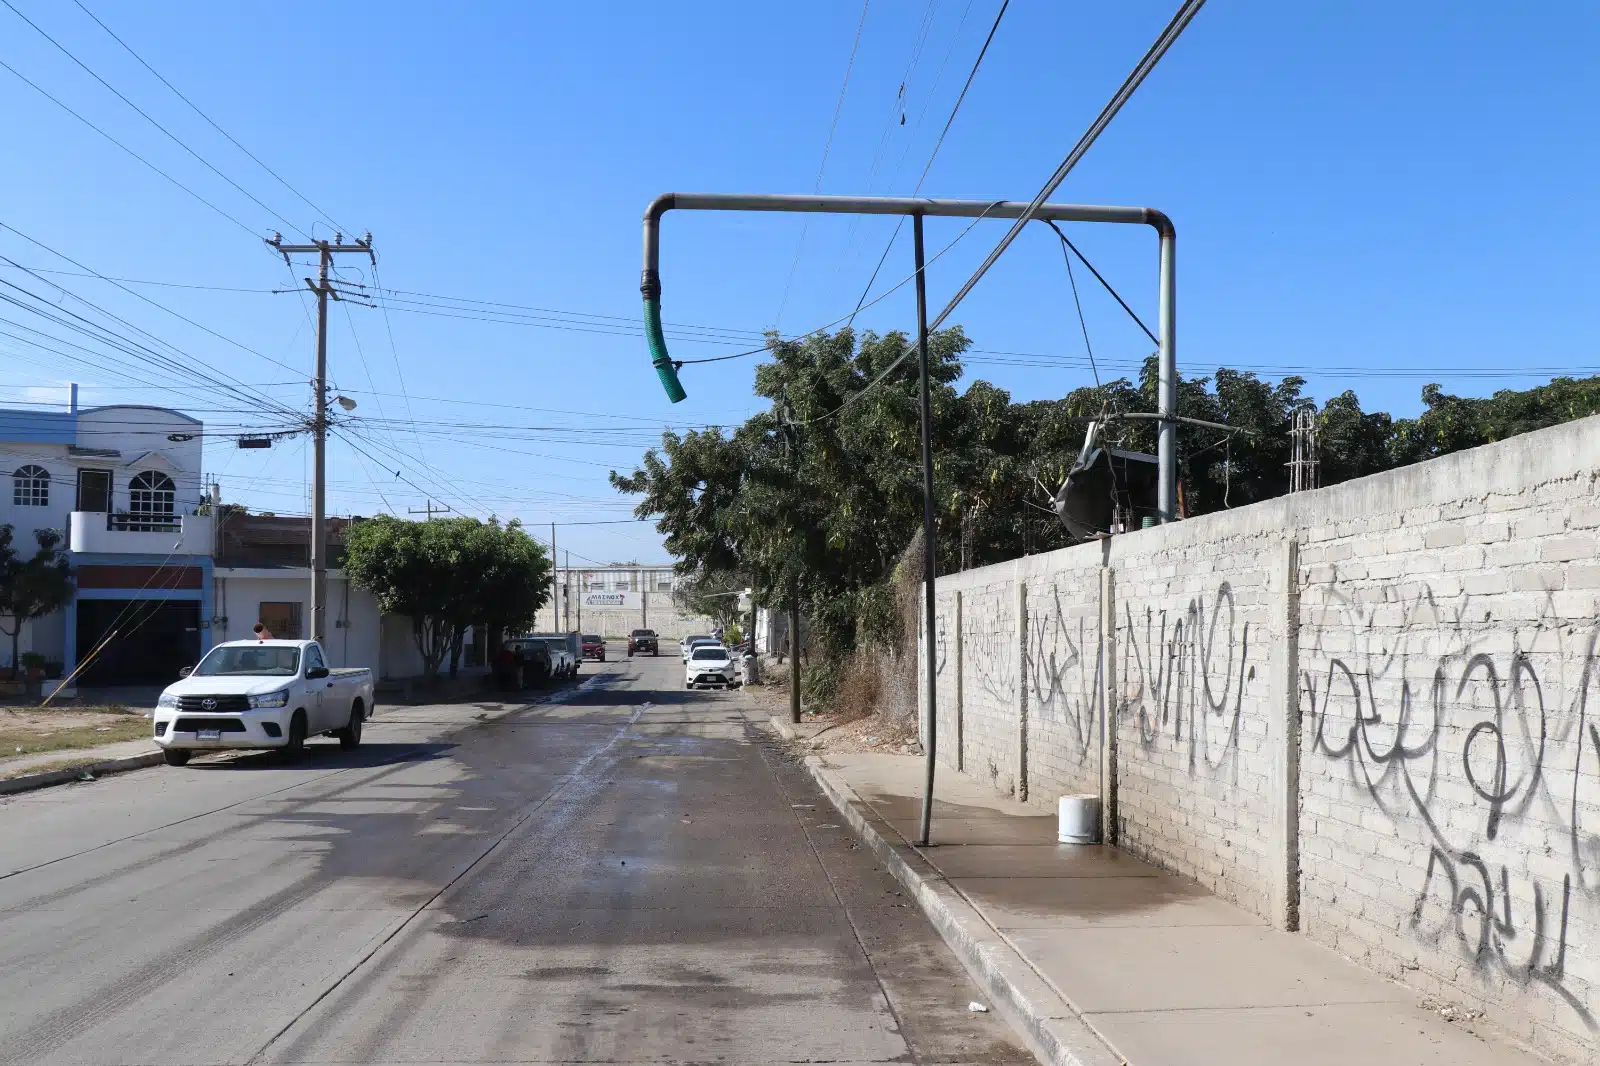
[211,511,431,678]
[531,564,713,639]
[0,400,212,687]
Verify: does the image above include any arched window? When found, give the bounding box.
[129,471,176,529]
[12,465,49,507]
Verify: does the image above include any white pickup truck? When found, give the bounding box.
[152,639,375,766]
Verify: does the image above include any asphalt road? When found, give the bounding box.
[0,647,1028,1065]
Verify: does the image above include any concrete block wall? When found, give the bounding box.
[1104,525,1281,917]
[1021,553,1106,804]
[920,414,1600,1063]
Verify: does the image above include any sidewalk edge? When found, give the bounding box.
[800,753,1125,1066]
[0,750,164,797]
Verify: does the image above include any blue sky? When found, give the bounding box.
[1,1,1594,564]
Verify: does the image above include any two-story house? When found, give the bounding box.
[0,396,212,687]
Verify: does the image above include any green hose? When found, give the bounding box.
[643,291,687,403]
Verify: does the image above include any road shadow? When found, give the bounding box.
[192,741,459,772]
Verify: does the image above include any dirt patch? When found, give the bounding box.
[0,706,150,764]
[803,713,922,755]
[748,678,923,756]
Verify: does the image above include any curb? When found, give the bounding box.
[769,714,798,742]
[0,750,165,797]
[798,752,1125,1066]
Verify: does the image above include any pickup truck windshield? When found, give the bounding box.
[193,646,300,677]
[691,647,728,661]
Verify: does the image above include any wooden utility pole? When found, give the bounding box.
[269,233,374,643]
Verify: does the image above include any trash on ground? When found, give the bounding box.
[968,1001,989,1013]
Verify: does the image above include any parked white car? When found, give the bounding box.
[534,636,579,679]
[685,644,739,689]
[680,635,716,663]
[152,639,375,766]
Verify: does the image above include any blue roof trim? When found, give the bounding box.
[0,408,76,445]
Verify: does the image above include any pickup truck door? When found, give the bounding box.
[304,643,332,730]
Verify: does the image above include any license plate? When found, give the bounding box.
[196,728,221,740]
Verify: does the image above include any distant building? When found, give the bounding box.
[0,398,211,686]
[532,564,713,639]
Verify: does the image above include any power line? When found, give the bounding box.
[0,224,308,388]
[832,0,950,269]
[678,201,1008,369]
[773,0,872,327]
[806,0,1208,424]
[0,57,261,239]
[931,0,1208,331]
[1054,223,1100,387]
[1,0,308,239]
[850,0,1010,320]
[69,0,351,235]
[1046,220,1156,345]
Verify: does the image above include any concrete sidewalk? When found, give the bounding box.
[799,745,1546,1066]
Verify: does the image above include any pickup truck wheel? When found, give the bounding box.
[282,711,307,758]
[338,702,364,749]
[162,748,191,767]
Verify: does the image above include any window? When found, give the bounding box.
[129,471,176,530]
[193,645,298,677]
[654,572,674,591]
[303,643,326,673]
[257,601,303,640]
[12,465,49,507]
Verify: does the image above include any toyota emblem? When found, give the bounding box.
[201,698,217,710]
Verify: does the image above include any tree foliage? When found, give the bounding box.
[614,328,1600,705]
[0,525,71,676]
[344,516,550,679]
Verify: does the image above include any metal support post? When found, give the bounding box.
[789,584,801,726]
[914,213,939,848]
[1157,228,1177,523]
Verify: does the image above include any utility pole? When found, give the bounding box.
[550,522,559,632]
[269,232,374,644]
[564,550,571,631]
[408,501,453,520]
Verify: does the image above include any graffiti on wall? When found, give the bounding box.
[1303,583,1599,1025]
[1025,583,1101,771]
[961,586,1017,710]
[1117,582,1256,774]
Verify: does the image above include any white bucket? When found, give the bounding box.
[1058,795,1102,844]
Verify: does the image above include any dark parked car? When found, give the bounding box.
[628,629,658,656]
[581,634,606,661]
[499,639,552,688]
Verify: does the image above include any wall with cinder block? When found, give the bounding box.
[920,414,1600,1064]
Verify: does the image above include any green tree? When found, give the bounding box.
[615,327,1600,710]
[0,526,71,680]
[344,516,550,680]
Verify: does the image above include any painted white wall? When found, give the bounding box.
[75,406,204,514]
[213,569,430,679]
[378,613,427,679]
[0,441,74,542]
[213,570,381,672]
[0,405,205,543]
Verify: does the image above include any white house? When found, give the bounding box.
[0,395,212,686]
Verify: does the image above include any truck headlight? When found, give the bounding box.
[156,691,179,709]
[248,689,290,709]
